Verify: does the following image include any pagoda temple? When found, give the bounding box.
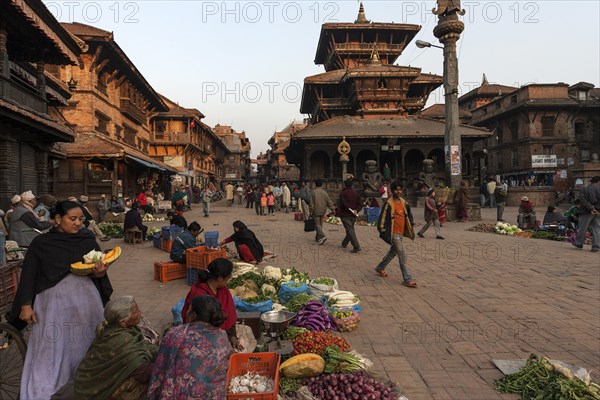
[286,3,490,187]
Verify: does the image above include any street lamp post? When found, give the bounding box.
[422,1,465,189]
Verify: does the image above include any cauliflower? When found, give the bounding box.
[261,283,277,295]
[262,266,282,280]
[83,250,104,264]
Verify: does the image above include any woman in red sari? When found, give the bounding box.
[182,258,240,349]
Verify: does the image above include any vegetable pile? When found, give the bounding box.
[292,301,337,331]
[98,222,124,237]
[228,372,275,394]
[305,371,398,400]
[323,346,367,374]
[495,354,600,400]
[292,331,350,357]
[494,222,523,236]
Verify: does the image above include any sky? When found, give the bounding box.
[44,0,600,156]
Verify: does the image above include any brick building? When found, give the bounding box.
[265,120,307,182]
[0,0,81,209]
[466,82,600,189]
[148,96,229,188]
[53,22,177,200]
[212,125,251,184]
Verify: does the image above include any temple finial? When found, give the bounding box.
[482,73,489,85]
[355,2,370,23]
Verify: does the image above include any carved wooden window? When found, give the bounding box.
[95,111,110,134]
[510,121,518,141]
[496,127,503,144]
[541,116,555,137]
[543,145,553,155]
[574,121,585,142]
[511,149,518,167]
[97,73,108,95]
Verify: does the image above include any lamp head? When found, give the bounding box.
[415,40,431,48]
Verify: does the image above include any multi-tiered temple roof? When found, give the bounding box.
[300,3,443,124]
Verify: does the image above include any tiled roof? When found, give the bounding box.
[274,139,291,154]
[60,22,111,38]
[304,70,346,84]
[421,104,471,118]
[0,97,75,140]
[63,133,178,172]
[291,115,490,139]
[459,83,518,102]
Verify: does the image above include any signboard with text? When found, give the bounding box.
[531,155,557,168]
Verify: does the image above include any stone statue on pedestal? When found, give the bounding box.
[419,159,439,189]
[361,160,382,194]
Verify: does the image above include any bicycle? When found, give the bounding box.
[0,259,27,400]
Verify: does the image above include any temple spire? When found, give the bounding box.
[355,2,370,24]
[482,73,489,85]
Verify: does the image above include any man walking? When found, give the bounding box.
[225,182,235,207]
[273,183,282,211]
[282,182,291,213]
[201,186,214,217]
[417,189,444,239]
[299,181,312,221]
[573,176,600,252]
[310,179,335,245]
[339,179,362,253]
[375,181,417,287]
[494,183,507,222]
[235,183,244,205]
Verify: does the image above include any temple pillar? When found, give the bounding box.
[36,62,46,98]
[0,29,8,78]
[305,147,312,180]
[329,153,334,180]
[35,149,49,195]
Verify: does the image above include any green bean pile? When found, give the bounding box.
[495,354,600,400]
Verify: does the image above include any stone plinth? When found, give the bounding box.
[445,203,482,221]
[506,187,555,207]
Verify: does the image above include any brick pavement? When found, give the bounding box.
[101,201,600,400]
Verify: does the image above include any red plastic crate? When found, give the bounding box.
[153,261,186,283]
[161,238,173,253]
[0,261,22,315]
[226,352,280,400]
[186,246,226,270]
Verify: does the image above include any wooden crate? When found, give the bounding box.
[153,261,186,283]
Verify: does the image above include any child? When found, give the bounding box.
[437,202,447,226]
[267,192,275,215]
[260,193,268,216]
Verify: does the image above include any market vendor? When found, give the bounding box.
[543,206,566,226]
[218,220,264,264]
[170,222,204,264]
[181,258,240,350]
[517,196,537,229]
[72,296,157,400]
[167,211,188,229]
[123,203,148,240]
[172,187,187,213]
[147,295,231,399]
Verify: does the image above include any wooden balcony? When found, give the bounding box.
[0,75,47,114]
[151,132,192,144]
[120,98,146,124]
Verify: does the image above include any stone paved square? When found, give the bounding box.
[102,202,600,400]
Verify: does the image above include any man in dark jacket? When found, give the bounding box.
[338,179,362,253]
[573,176,600,252]
[123,203,148,240]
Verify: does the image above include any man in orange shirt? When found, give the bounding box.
[375,181,417,287]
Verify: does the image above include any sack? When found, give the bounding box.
[234,298,273,313]
[278,281,309,304]
[304,219,316,232]
[171,298,185,326]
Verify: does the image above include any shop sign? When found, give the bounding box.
[164,155,183,168]
[531,155,557,168]
[225,173,237,179]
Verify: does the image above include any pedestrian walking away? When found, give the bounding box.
[375,181,417,287]
[417,188,444,239]
[494,183,508,221]
[310,179,335,245]
[573,176,600,252]
[338,179,362,252]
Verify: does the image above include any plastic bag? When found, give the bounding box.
[171,298,185,326]
[234,297,273,313]
[278,281,309,304]
[308,278,339,299]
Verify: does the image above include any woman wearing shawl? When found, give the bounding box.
[10,201,113,399]
[181,258,240,349]
[171,187,187,213]
[8,190,53,246]
[456,180,470,223]
[73,296,157,400]
[219,220,264,264]
[147,295,232,399]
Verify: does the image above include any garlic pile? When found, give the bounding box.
[228,372,274,394]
